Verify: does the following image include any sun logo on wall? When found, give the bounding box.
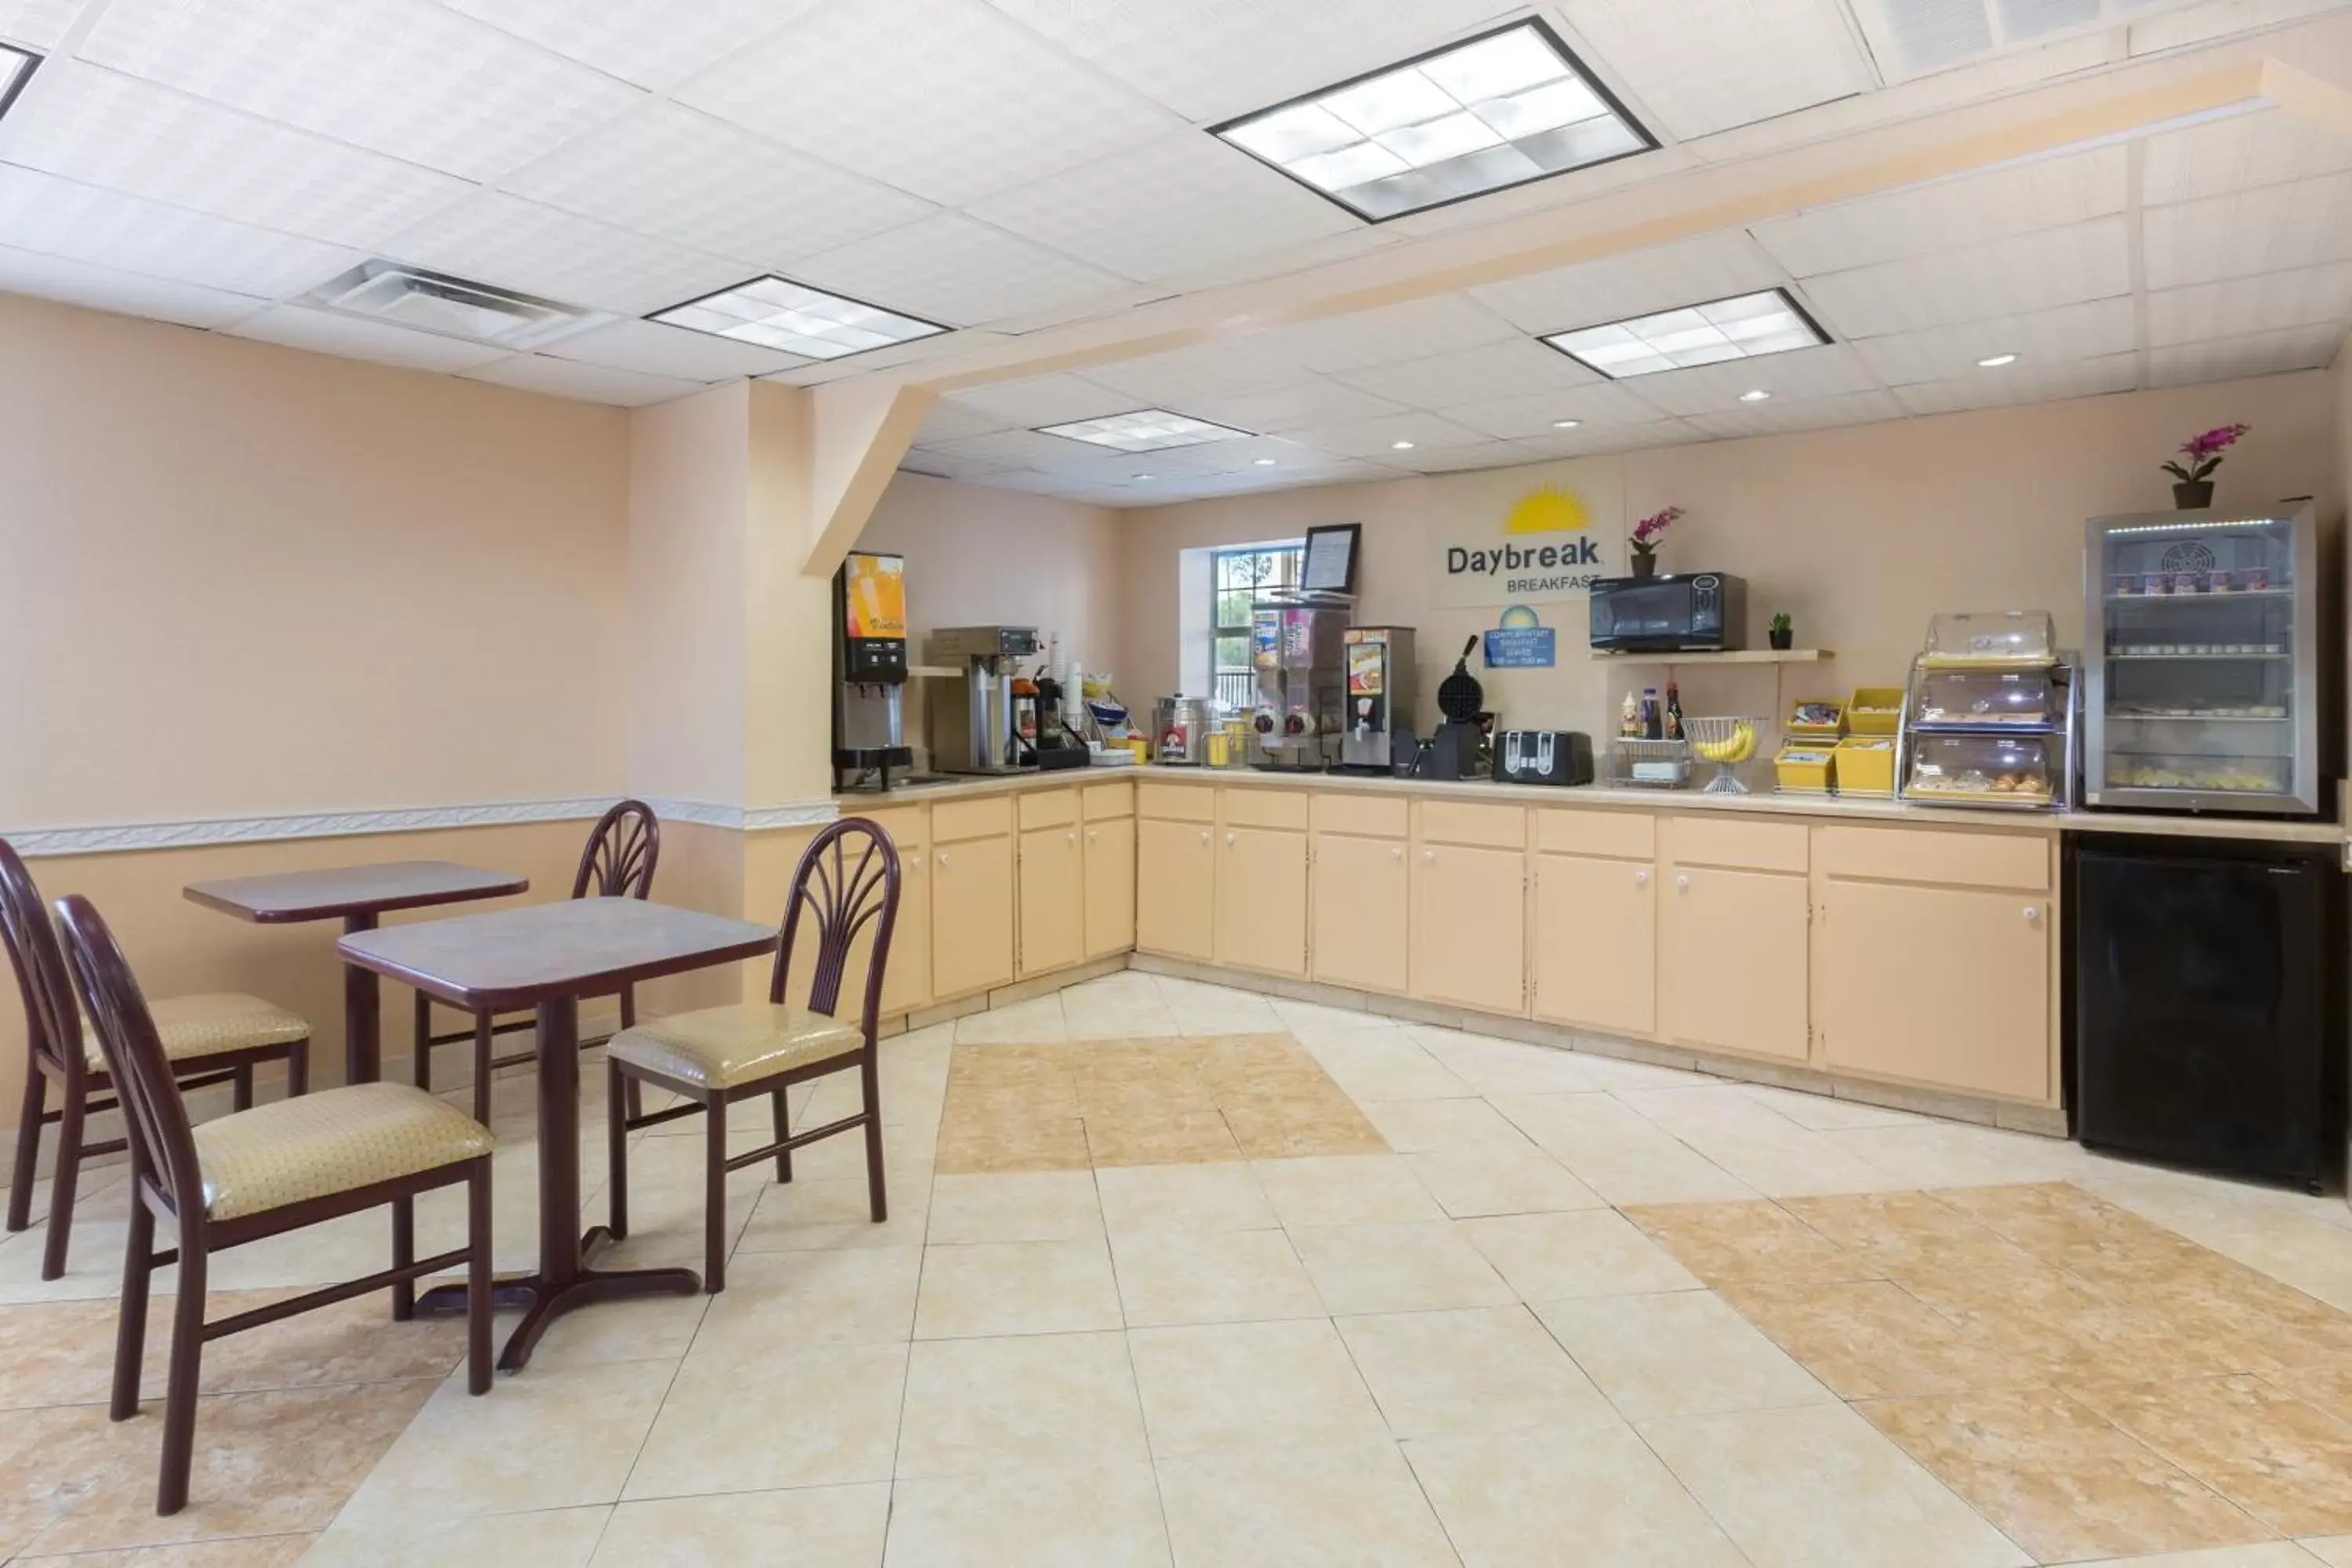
[1503,481,1590,535]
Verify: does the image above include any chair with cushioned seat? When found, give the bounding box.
[1,839,313,1281]
[603,818,899,1293]
[54,892,495,1517]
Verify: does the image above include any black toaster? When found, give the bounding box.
[1497,730,1593,786]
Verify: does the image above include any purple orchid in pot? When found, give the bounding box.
[2162,423,2248,510]
[1629,506,1681,579]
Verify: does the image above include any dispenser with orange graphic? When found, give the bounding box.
[833,552,913,790]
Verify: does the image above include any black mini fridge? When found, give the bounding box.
[2072,835,2336,1189]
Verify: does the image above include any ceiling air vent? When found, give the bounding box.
[299,260,596,349]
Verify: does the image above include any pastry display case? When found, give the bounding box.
[2083,504,2319,815]
[1898,611,2076,811]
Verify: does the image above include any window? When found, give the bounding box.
[1209,541,1304,713]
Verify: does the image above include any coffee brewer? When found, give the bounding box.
[924,625,1041,774]
[831,552,912,790]
[1338,626,1417,773]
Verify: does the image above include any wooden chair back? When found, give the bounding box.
[0,840,82,1087]
[572,800,660,901]
[772,818,901,1031]
[52,895,203,1225]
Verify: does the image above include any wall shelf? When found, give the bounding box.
[1588,648,1831,664]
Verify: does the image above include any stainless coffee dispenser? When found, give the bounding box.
[1338,626,1417,772]
[924,625,1040,774]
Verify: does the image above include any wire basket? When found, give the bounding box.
[1683,717,1765,795]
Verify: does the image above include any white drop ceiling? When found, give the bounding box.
[0,0,2344,446]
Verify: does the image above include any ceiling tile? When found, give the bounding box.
[1555,0,1877,139]
[1616,343,1882,416]
[1685,387,1904,439]
[1392,440,1544,474]
[917,426,1124,470]
[1892,352,2137,415]
[967,131,1359,285]
[0,62,474,251]
[1178,377,1410,434]
[2142,107,2352,206]
[1468,231,1791,333]
[1083,334,1314,405]
[1749,145,2127,277]
[787,212,1128,328]
[383,191,750,315]
[1338,337,1600,408]
[2145,263,2352,348]
[463,354,705,407]
[0,0,84,49]
[913,399,1018,445]
[678,0,1174,206]
[1799,215,2130,337]
[225,303,515,372]
[441,0,821,89]
[938,372,1138,427]
[0,164,351,296]
[1266,293,1523,374]
[0,241,265,327]
[1440,380,1676,438]
[1508,418,1704,458]
[2146,322,2344,387]
[543,317,805,380]
[1280,410,1487,458]
[503,102,935,270]
[78,0,644,181]
[1850,296,2136,384]
[2142,172,2352,290]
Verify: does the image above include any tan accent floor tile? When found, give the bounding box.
[1221,1098,1388,1160]
[1641,1400,2033,1568]
[1937,1181,2212,1274]
[1406,1423,1751,1567]
[895,1330,1147,1479]
[1336,1304,1616,1440]
[1251,1155,1443,1228]
[1779,1189,2032,1272]
[1623,1199,1880,1287]
[2078,1546,2352,1566]
[1094,1163,1276,1236]
[1109,1228,1323,1327]
[684,1247,921,1362]
[1403,1149,1604,1218]
[1127,1318,1386,1459]
[2281,1363,2352,1426]
[593,1483,889,1566]
[2068,1376,2352,1537]
[1459,1210,1702,1301]
[302,1508,611,1567]
[1715,1278,2013,1399]
[0,1403,173,1559]
[626,1343,906,1499]
[1156,1442,1457,1568]
[1083,1107,1243,1167]
[1536,1290,1838,1420]
[1359,1097,1530,1154]
[15,1536,317,1566]
[925,1171,1102,1244]
[884,1463,1170,1566]
[932,1116,1089,1176]
[1897,1257,2249,1385]
[1288,1221,1515,1316]
[1860,1385,2270,1563]
[913,1239,1120,1339]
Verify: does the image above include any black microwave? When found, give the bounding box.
[1588,573,1748,652]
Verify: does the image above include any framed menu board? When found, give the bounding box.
[1301,523,1360,595]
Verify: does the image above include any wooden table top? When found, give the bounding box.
[336,897,778,1012]
[185,860,528,924]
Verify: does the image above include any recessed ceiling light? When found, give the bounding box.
[1036,408,1255,452]
[1211,19,1653,221]
[1737,389,1773,403]
[1542,287,1829,380]
[0,43,41,123]
[1977,353,2020,368]
[1253,457,1278,466]
[1391,440,1416,450]
[1131,473,1155,481]
[650,275,946,361]
[1552,419,1582,429]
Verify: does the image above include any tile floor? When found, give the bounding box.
[2,969,2351,1565]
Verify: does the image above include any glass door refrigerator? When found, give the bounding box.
[2082,503,2320,816]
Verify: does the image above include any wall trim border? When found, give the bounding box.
[644,799,840,833]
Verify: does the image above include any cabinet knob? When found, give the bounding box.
[908,852,923,870]
[1225,832,1236,848]
[937,851,949,869]
[2024,906,2040,924]
[1066,830,1077,845]
[1198,829,1210,844]
[1086,829,1097,843]
[1635,869,1650,887]
[1423,849,1436,862]
[1390,846,1403,861]
[1675,873,1690,892]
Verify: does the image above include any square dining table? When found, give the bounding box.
[183,860,529,1086]
[338,896,779,1370]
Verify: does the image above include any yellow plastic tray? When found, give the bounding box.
[1775,742,1835,793]
[1833,735,1897,796]
[1846,687,1904,737]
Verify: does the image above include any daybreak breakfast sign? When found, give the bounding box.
[1429,457,1627,609]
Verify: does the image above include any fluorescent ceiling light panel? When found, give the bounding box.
[1542,288,1830,379]
[1211,19,1651,221]
[650,275,946,361]
[0,44,39,122]
[1036,408,1255,452]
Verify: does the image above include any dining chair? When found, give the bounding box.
[55,892,495,1516]
[602,818,899,1293]
[2,839,313,1282]
[413,800,659,1123]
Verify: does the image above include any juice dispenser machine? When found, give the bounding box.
[1248,597,1348,771]
[830,551,911,790]
[1339,626,1417,772]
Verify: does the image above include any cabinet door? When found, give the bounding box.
[1135,817,1214,960]
[1661,866,1808,1060]
[1312,833,1409,994]
[931,833,1014,999]
[1083,815,1136,958]
[1214,826,1308,978]
[879,845,931,1015]
[1820,879,2051,1101]
[1018,826,1083,978]
[1531,853,1656,1036]
[1411,843,1526,1016]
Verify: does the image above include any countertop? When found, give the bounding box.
[836,764,2349,848]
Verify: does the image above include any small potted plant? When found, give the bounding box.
[2162,423,2248,509]
[1768,612,1794,652]
[1628,506,1680,578]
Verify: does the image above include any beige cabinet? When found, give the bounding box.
[1660,864,1809,1060]
[931,832,1014,1000]
[1312,833,1409,993]
[1018,824,1083,978]
[1136,816,1215,960]
[1214,826,1308,978]
[1531,853,1656,1036]
[1410,842,1526,1016]
[1083,815,1136,958]
[881,842,932,1015]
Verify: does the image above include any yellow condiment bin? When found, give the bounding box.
[1847,687,1904,736]
[1833,735,1898,796]
[1774,742,1835,793]
[1786,699,1844,739]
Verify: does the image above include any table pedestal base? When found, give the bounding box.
[416,1225,700,1371]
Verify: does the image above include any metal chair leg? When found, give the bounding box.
[466,1162,492,1396]
[157,1245,207,1515]
[40,1085,83,1281]
[390,1196,415,1321]
[703,1094,728,1294]
[6,1068,44,1234]
[606,1060,630,1241]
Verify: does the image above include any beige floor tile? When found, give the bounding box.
[302,1507,612,1566]
[1745,1083,1930,1131]
[1359,1097,1530,1153]
[1490,1093,1758,1206]
[1537,1289,1838,1421]
[1405,1423,1750,1567]
[9,1534,314,1566]
[1403,1149,1604,1219]
[1109,1228,1323,1327]
[953,997,1068,1044]
[2301,1537,2352,1566]
[1337,1304,1616,1440]
[2068,1548,2332,1566]
[895,1331,1147,1479]
[1156,1441,1457,1567]
[1167,997,1285,1036]
[1251,1155,1443,1227]
[1822,1122,2095,1189]
[1300,1033,1475,1102]
[1618,1085,1900,1197]
[1127,1318,1387,1458]
[925,1171,1102,1245]
[1621,1199,1879,1287]
[1061,995,1181,1041]
[912,1239,1120,1339]
[684,1247,921,1363]
[1410,1033,1630,1095]
[884,1462,1169,1567]
[2070,1376,2352,1537]
[1270,998,1402,1036]
[1289,1221,1515,1316]
[736,1165,932,1253]
[1641,1400,2033,1568]
[625,1342,906,1499]
[592,1483,890,1566]
[510,1288,710,1372]
[1459,1210,1702,1301]
[337,1362,670,1526]
[1094,1163,1276,1236]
